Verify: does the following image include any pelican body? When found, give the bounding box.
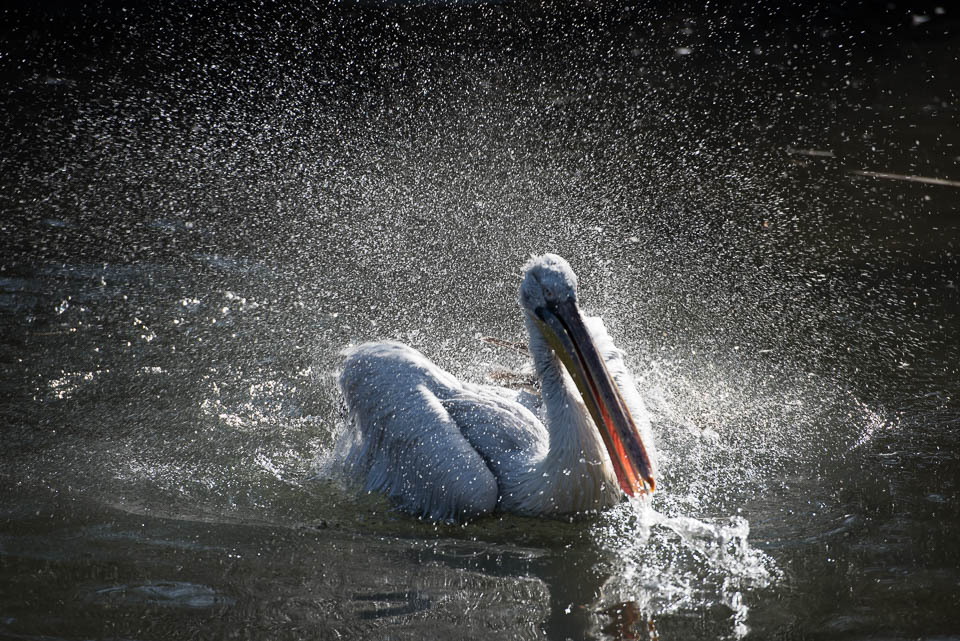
[337,254,656,521]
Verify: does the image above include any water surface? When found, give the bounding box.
[1,3,958,639]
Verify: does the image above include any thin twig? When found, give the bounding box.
[480,335,530,355]
[785,146,836,158]
[850,169,960,188]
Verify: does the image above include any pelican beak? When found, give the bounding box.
[533,299,656,497]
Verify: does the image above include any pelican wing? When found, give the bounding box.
[338,342,500,521]
[441,385,549,513]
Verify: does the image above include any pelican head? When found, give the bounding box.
[520,254,656,497]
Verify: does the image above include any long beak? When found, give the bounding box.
[534,298,656,497]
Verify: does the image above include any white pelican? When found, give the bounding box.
[337,254,656,521]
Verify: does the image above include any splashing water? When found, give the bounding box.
[593,498,778,639]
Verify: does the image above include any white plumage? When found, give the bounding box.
[337,254,656,521]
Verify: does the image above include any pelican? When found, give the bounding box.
[337,254,656,521]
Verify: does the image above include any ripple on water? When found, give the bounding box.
[90,581,235,609]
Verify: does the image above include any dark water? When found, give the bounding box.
[2,2,959,639]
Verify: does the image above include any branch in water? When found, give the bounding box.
[850,169,960,188]
[480,335,530,355]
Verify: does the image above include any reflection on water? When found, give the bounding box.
[2,2,959,640]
